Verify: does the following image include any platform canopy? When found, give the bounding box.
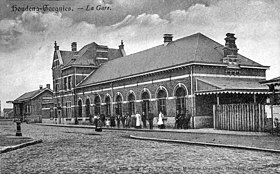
[260,76,280,86]
[195,77,269,95]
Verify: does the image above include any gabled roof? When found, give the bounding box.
[56,42,123,67]
[13,88,53,102]
[79,33,267,87]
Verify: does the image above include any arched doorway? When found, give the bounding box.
[128,93,135,115]
[142,91,150,115]
[94,95,101,115]
[175,87,186,115]
[78,99,83,117]
[85,98,91,117]
[157,89,167,115]
[115,94,122,116]
[105,96,111,116]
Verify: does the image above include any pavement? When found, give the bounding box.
[0,120,42,154]
[2,123,280,173]
[37,123,270,136]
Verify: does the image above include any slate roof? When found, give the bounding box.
[79,33,267,87]
[58,42,123,67]
[14,88,52,102]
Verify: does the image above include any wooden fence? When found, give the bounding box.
[213,104,266,132]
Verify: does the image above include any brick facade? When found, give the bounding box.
[51,33,269,129]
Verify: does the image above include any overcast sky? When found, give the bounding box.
[0,0,280,109]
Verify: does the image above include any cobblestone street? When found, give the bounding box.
[1,124,280,174]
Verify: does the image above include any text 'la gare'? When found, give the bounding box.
[86,5,112,11]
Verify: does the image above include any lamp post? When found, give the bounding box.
[15,119,22,136]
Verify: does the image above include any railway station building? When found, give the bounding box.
[51,33,269,128]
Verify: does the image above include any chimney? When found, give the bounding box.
[223,33,238,57]
[54,41,59,51]
[163,34,173,46]
[71,42,77,51]
[39,85,43,90]
[119,40,124,50]
[46,84,50,89]
[119,40,126,56]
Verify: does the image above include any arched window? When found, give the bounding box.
[85,98,91,117]
[94,95,101,115]
[115,95,122,116]
[142,91,150,116]
[157,89,167,115]
[105,96,111,116]
[175,87,186,115]
[78,99,83,117]
[128,93,135,115]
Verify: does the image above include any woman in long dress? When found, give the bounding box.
[135,111,141,128]
[157,111,164,129]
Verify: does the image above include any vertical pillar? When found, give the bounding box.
[270,86,275,133]
[253,94,256,103]
[213,105,216,129]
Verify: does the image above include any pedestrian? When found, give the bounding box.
[142,111,147,128]
[175,110,180,129]
[120,115,125,128]
[147,110,154,129]
[125,112,131,128]
[105,116,110,128]
[131,112,136,128]
[100,112,106,127]
[93,114,98,128]
[135,111,142,128]
[116,114,121,128]
[110,115,116,127]
[157,111,164,129]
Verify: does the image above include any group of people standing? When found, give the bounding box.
[91,109,191,129]
[175,110,191,129]
[93,110,156,129]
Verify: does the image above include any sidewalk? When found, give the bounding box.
[0,121,42,154]
[36,123,280,153]
[37,123,269,136]
[0,135,42,154]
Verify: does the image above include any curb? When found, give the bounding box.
[0,139,43,154]
[129,135,280,153]
[34,123,269,137]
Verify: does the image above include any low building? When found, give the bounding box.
[3,108,13,119]
[52,32,269,129]
[9,85,53,123]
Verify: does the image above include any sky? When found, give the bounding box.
[0,0,280,109]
